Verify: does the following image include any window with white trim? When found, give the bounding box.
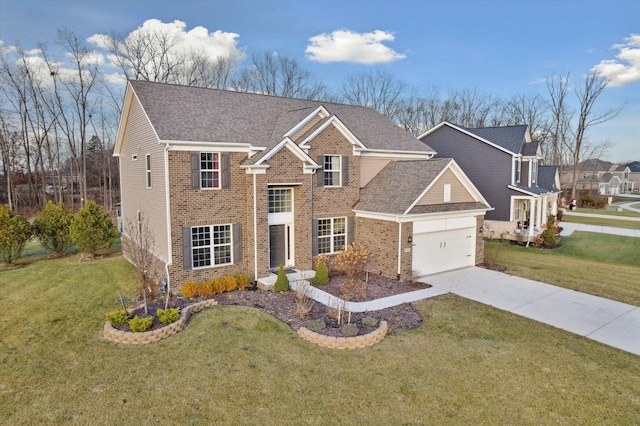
[317,217,346,254]
[191,224,232,268]
[531,159,538,185]
[200,153,220,189]
[145,154,151,188]
[268,188,292,213]
[323,155,341,187]
[516,158,522,183]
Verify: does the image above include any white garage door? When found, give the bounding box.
[412,227,475,276]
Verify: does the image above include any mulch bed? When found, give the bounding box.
[114,274,430,337]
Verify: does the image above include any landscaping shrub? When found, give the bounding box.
[306,319,326,332]
[33,201,74,256]
[198,280,216,297]
[0,204,32,265]
[341,323,359,337]
[181,282,199,299]
[105,310,130,327]
[294,282,315,318]
[361,316,378,327]
[236,273,251,290]
[341,279,366,301]
[211,277,225,294]
[334,242,371,277]
[70,201,118,256]
[274,264,289,292]
[128,315,153,332]
[314,258,329,286]
[156,308,180,325]
[222,275,237,292]
[540,214,560,248]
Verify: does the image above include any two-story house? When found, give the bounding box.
[114,81,491,290]
[419,122,560,241]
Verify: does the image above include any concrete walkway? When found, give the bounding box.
[427,267,640,356]
[559,222,640,237]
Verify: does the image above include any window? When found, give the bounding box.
[268,188,292,213]
[516,158,522,183]
[323,155,341,187]
[317,217,346,254]
[191,224,232,268]
[443,184,451,203]
[200,153,220,189]
[531,159,538,185]
[145,154,151,188]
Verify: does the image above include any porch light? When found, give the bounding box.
[479,226,484,233]
[407,236,413,244]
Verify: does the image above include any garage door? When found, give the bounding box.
[412,227,475,276]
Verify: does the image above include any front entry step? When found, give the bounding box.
[257,269,316,291]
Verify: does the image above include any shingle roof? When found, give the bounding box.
[538,165,559,191]
[354,159,451,215]
[625,161,640,172]
[461,125,528,154]
[129,80,434,155]
[407,202,489,215]
[522,141,540,157]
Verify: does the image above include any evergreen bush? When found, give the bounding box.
[0,204,32,265]
[70,201,117,256]
[274,264,289,292]
[105,310,130,327]
[128,315,153,332]
[314,258,329,286]
[540,214,559,247]
[156,308,180,325]
[33,201,74,256]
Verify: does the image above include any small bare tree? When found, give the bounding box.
[124,213,163,313]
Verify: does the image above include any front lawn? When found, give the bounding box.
[572,206,640,218]
[562,214,640,230]
[485,232,640,305]
[1,243,639,424]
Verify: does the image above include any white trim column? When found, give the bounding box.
[528,198,535,238]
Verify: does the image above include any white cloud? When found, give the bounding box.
[306,30,406,64]
[89,19,244,70]
[591,34,640,87]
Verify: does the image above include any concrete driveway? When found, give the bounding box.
[427,267,640,356]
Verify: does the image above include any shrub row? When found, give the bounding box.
[181,273,252,299]
[105,307,181,332]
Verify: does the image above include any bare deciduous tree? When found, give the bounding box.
[341,70,407,121]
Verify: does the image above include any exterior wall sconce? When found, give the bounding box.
[479,226,484,233]
[407,236,413,244]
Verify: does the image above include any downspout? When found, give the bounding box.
[164,144,173,309]
[253,172,258,281]
[397,217,402,281]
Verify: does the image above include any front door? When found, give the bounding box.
[269,224,286,269]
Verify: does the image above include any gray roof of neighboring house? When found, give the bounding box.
[538,165,559,191]
[577,172,619,184]
[577,158,615,172]
[625,161,640,172]
[354,159,488,215]
[462,125,528,154]
[128,80,435,156]
[522,141,540,157]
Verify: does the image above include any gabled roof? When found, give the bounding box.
[462,125,529,155]
[577,172,621,184]
[625,161,640,172]
[577,158,615,172]
[522,141,540,157]
[124,80,435,156]
[354,158,490,216]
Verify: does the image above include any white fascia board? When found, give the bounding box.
[357,149,435,159]
[253,137,316,166]
[239,165,269,175]
[164,141,256,153]
[420,121,515,156]
[299,116,366,150]
[353,207,492,223]
[508,185,548,197]
[283,105,330,137]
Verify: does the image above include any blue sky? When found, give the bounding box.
[1,0,638,162]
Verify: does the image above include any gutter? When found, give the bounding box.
[164,144,173,309]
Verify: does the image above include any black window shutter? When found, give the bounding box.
[191,153,200,190]
[347,216,354,245]
[233,223,242,264]
[311,219,318,256]
[182,227,192,270]
[342,157,349,186]
[317,155,324,187]
[221,154,230,189]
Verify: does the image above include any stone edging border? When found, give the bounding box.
[297,320,388,349]
[103,299,218,345]
[104,299,388,349]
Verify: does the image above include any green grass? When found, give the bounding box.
[562,215,640,230]
[485,233,640,305]
[572,206,640,218]
[2,243,640,423]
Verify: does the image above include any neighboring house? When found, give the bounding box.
[419,122,561,240]
[567,159,636,194]
[114,81,491,289]
[624,161,640,193]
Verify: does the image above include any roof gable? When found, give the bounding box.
[419,122,522,156]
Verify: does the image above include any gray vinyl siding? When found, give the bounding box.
[119,96,170,261]
[521,161,530,186]
[421,125,512,221]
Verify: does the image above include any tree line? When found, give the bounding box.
[1,26,619,213]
